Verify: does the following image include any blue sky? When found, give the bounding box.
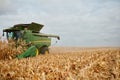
[0,0,120,46]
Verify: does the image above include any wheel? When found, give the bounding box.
[40,47,49,55]
[35,48,39,56]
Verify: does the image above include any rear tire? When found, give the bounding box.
[40,47,49,54]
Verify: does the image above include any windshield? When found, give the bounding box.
[6,31,21,40]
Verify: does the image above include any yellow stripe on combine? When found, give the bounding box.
[32,41,51,43]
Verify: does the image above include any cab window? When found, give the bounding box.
[6,31,21,40]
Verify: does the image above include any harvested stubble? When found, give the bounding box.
[0,42,120,80]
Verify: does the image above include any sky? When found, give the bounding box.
[0,0,120,46]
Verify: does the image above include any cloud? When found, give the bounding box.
[0,0,120,46]
[0,0,17,15]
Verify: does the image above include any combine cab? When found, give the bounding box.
[3,22,60,59]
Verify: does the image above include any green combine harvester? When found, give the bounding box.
[3,22,60,59]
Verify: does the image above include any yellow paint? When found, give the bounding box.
[32,41,51,43]
[45,51,49,55]
[35,48,39,56]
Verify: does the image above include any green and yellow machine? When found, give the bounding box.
[3,22,60,59]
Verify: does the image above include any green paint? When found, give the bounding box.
[3,22,60,59]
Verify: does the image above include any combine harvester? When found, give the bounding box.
[3,22,60,59]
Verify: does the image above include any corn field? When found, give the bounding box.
[0,40,120,80]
